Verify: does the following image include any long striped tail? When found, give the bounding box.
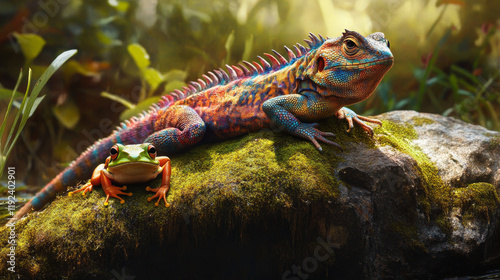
[12,112,158,221]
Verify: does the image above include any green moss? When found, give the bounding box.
[375,121,500,232]
[318,116,377,150]
[411,116,436,126]
[375,120,450,217]
[0,126,350,278]
[452,182,500,223]
[486,134,500,150]
[391,221,427,252]
[435,214,453,236]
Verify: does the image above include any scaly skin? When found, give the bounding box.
[13,30,393,221]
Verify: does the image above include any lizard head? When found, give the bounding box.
[302,30,393,105]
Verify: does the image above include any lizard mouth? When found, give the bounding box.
[337,57,394,70]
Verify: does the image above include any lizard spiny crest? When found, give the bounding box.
[155,33,327,108]
[112,33,327,134]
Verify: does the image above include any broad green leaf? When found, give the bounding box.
[457,89,475,98]
[442,108,454,117]
[30,49,78,101]
[97,16,118,26]
[62,60,97,83]
[163,69,187,82]
[242,34,254,61]
[225,30,235,53]
[395,99,411,109]
[164,80,186,93]
[128,43,150,70]
[100,91,135,109]
[182,8,211,22]
[96,30,121,46]
[13,32,46,62]
[27,96,45,117]
[225,30,235,62]
[448,74,459,98]
[119,96,161,120]
[0,88,23,100]
[13,95,45,117]
[52,99,80,129]
[425,76,441,86]
[109,0,130,12]
[143,67,164,90]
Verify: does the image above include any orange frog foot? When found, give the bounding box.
[69,181,94,196]
[103,185,133,206]
[146,185,170,207]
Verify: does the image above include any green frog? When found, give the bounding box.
[69,143,171,207]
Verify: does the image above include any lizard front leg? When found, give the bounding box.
[335,107,382,137]
[146,157,171,207]
[262,93,341,151]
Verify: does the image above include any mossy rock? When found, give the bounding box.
[1,111,499,280]
[0,116,358,279]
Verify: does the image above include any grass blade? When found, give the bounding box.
[1,49,77,178]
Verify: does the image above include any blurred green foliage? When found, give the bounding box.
[0,0,499,183]
[0,50,77,178]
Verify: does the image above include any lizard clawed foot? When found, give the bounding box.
[69,181,94,197]
[294,122,342,152]
[146,186,170,207]
[102,185,132,206]
[336,107,382,137]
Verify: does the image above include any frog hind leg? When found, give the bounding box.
[146,157,171,207]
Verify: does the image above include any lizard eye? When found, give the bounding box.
[110,145,119,160]
[342,37,360,57]
[345,39,357,48]
[387,40,391,49]
[148,144,157,159]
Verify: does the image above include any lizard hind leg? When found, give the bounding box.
[145,105,206,155]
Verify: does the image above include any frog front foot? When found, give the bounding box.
[102,184,132,206]
[68,181,94,196]
[146,185,170,207]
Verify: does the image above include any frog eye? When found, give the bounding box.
[148,144,157,159]
[109,145,119,160]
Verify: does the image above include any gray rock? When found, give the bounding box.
[336,111,500,279]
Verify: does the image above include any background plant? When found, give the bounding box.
[0,49,77,177]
